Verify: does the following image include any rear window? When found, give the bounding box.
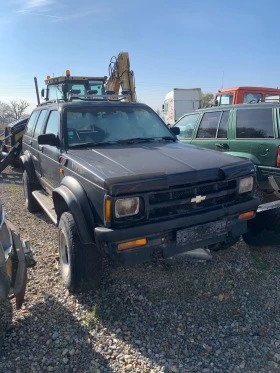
[236,108,274,138]
[243,93,262,103]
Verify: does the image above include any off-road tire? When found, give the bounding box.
[22,170,41,213]
[58,211,103,293]
[209,236,240,251]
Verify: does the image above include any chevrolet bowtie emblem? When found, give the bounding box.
[191,195,206,203]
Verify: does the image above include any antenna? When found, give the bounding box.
[221,71,224,90]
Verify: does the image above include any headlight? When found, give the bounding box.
[239,176,253,194]
[115,197,139,218]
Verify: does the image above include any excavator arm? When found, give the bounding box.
[106,52,137,102]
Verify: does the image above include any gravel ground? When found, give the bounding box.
[0,166,280,373]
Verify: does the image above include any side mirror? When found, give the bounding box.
[41,89,45,98]
[170,127,180,135]
[38,133,57,146]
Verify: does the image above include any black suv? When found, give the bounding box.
[21,100,258,292]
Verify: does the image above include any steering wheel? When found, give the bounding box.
[67,128,81,144]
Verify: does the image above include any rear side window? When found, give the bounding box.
[236,108,274,138]
[25,111,39,136]
[33,110,48,139]
[176,113,200,139]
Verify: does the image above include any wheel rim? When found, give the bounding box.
[59,230,70,279]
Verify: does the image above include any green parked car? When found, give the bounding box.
[173,103,280,202]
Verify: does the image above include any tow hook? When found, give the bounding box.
[152,248,164,265]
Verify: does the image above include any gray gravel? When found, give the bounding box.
[0,166,280,373]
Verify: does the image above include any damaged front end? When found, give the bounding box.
[0,203,35,309]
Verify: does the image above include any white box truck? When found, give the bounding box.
[162,88,202,125]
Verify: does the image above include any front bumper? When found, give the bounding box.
[95,198,259,264]
[258,166,280,193]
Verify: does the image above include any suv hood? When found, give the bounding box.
[67,142,255,195]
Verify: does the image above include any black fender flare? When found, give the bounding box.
[20,153,39,184]
[52,176,95,245]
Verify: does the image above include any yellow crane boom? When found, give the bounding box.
[106,52,137,102]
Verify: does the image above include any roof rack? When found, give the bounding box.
[37,93,132,106]
[45,75,107,85]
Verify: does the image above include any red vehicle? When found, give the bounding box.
[214,86,280,106]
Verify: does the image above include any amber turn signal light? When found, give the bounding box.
[104,199,111,223]
[238,211,255,220]
[117,238,147,251]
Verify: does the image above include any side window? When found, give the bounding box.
[48,86,62,100]
[236,108,274,138]
[25,111,39,136]
[176,114,199,139]
[33,110,48,139]
[217,111,230,138]
[265,94,280,103]
[196,112,221,138]
[220,94,233,105]
[44,111,59,136]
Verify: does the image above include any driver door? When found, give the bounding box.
[38,110,61,192]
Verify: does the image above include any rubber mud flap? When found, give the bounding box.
[10,229,28,310]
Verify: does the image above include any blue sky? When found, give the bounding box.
[1,0,280,112]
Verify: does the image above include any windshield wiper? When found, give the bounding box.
[116,137,160,144]
[69,141,118,148]
[117,137,177,144]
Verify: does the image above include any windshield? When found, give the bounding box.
[48,81,105,101]
[64,106,175,147]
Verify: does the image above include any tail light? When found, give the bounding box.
[277,146,280,167]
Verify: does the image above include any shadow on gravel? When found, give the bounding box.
[244,208,280,246]
[76,248,280,372]
[0,299,13,354]
[0,296,114,372]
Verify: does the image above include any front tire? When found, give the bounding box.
[22,170,41,213]
[58,212,103,293]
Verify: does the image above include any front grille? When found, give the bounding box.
[148,179,240,221]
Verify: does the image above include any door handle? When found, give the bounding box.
[215,143,228,149]
[38,145,44,151]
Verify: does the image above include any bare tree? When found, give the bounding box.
[201,92,214,108]
[0,101,11,125]
[7,100,30,121]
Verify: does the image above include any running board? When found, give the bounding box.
[32,190,57,225]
